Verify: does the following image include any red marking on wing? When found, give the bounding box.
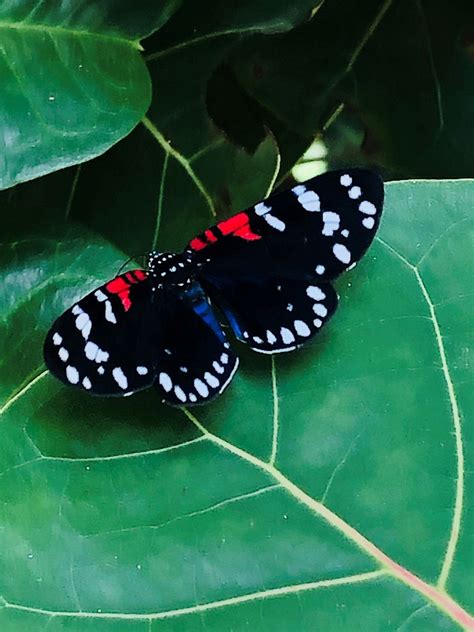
[189,212,261,251]
[190,237,207,251]
[218,212,262,241]
[204,229,218,243]
[217,212,248,235]
[105,270,147,312]
[234,226,262,240]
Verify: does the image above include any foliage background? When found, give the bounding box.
[0,1,473,630]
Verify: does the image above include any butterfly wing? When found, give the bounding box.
[43,270,159,395]
[188,168,384,282]
[202,275,338,353]
[153,283,238,406]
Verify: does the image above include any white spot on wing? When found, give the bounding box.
[75,313,89,331]
[291,184,306,195]
[363,217,375,229]
[264,213,285,231]
[341,229,349,237]
[58,347,69,362]
[322,211,340,236]
[298,190,320,212]
[313,303,328,317]
[255,202,271,216]
[315,265,325,275]
[72,305,83,316]
[85,341,98,361]
[313,318,323,327]
[333,243,351,264]
[96,350,109,363]
[281,327,295,344]
[359,200,376,215]
[97,366,105,375]
[220,353,229,365]
[194,379,209,398]
[253,336,263,344]
[53,332,62,346]
[294,320,311,337]
[174,386,187,402]
[189,393,197,403]
[66,366,79,384]
[82,320,92,340]
[105,301,117,324]
[112,367,128,390]
[340,174,352,187]
[136,366,148,375]
[204,372,219,388]
[266,331,277,344]
[82,377,92,390]
[95,290,107,302]
[159,372,172,392]
[306,286,326,301]
[348,186,361,199]
[213,361,224,374]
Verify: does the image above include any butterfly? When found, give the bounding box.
[44,168,384,406]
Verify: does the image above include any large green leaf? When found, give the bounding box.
[0,0,183,189]
[0,179,472,630]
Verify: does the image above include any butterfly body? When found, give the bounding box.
[44,169,384,405]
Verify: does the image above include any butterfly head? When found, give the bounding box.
[147,251,197,289]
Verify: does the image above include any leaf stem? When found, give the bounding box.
[141,116,216,217]
[152,152,169,250]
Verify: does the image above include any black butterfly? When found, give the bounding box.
[44,168,384,405]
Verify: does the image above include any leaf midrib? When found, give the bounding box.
[0,20,141,49]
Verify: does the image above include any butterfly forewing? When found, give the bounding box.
[189,168,384,282]
[43,270,159,395]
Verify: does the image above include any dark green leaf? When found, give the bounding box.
[232,0,474,177]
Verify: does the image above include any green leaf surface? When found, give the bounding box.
[0,179,472,630]
[0,0,183,189]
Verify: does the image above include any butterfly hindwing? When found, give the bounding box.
[203,276,338,353]
[189,168,384,282]
[154,283,238,405]
[43,270,159,395]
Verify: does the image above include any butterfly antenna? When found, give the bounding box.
[116,254,147,276]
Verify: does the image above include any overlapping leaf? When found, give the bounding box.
[0,0,185,189]
[231,0,474,177]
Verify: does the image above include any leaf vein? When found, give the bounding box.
[377,236,465,590]
[141,116,216,218]
[1,570,387,620]
[181,408,472,628]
